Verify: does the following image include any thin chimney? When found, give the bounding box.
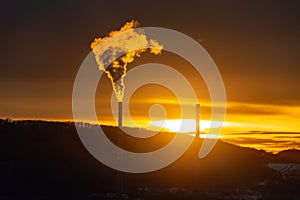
[195,104,200,137]
[118,102,123,127]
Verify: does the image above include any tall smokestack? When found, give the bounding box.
[118,102,123,127]
[195,104,200,137]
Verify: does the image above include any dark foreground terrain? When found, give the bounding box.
[0,119,299,199]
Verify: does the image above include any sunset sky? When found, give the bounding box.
[1,0,300,152]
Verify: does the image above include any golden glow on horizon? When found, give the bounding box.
[4,100,299,154]
[11,100,299,134]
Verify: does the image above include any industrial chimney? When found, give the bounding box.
[118,102,123,127]
[195,104,200,137]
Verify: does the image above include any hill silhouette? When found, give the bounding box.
[0,119,299,199]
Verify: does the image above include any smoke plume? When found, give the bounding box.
[90,20,163,102]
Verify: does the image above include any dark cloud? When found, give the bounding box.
[229,131,300,135]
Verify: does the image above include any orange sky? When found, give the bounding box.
[1,1,300,153]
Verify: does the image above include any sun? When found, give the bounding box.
[150,119,225,133]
